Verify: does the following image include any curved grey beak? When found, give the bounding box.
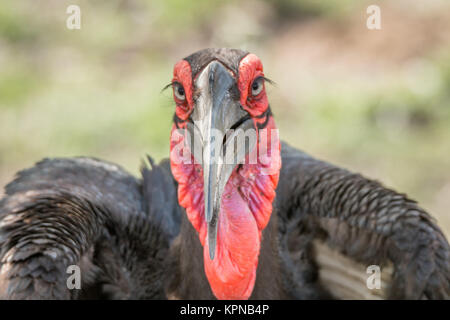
[187,61,256,260]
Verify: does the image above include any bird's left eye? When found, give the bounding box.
[251,77,264,96]
[173,83,186,101]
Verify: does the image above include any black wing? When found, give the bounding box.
[0,157,180,299]
[276,142,450,299]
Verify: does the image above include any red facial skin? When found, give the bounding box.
[169,54,281,300]
[172,60,194,123]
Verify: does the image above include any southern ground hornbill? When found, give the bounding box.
[0,48,449,300]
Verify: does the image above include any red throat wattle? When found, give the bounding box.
[169,53,281,300]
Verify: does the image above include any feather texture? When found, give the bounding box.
[276,142,450,299]
[0,157,179,299]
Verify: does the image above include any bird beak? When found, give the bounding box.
[187,61,255,260]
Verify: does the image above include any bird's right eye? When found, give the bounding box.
[251,77,264,97]
[173,82,186,101]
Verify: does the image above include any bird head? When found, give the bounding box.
[169,48,281,299]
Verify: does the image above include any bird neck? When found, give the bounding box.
[170,117,281,300]
[168,200,288,300]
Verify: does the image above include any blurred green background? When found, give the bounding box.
[0,0,449,236]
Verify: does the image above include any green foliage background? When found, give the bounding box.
[0,0,449,236]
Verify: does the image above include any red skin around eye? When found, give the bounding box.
[238,54,269,118]
[173,60,194,121]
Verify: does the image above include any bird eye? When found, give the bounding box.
[251,77,264,96]
[173,83,186,101]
